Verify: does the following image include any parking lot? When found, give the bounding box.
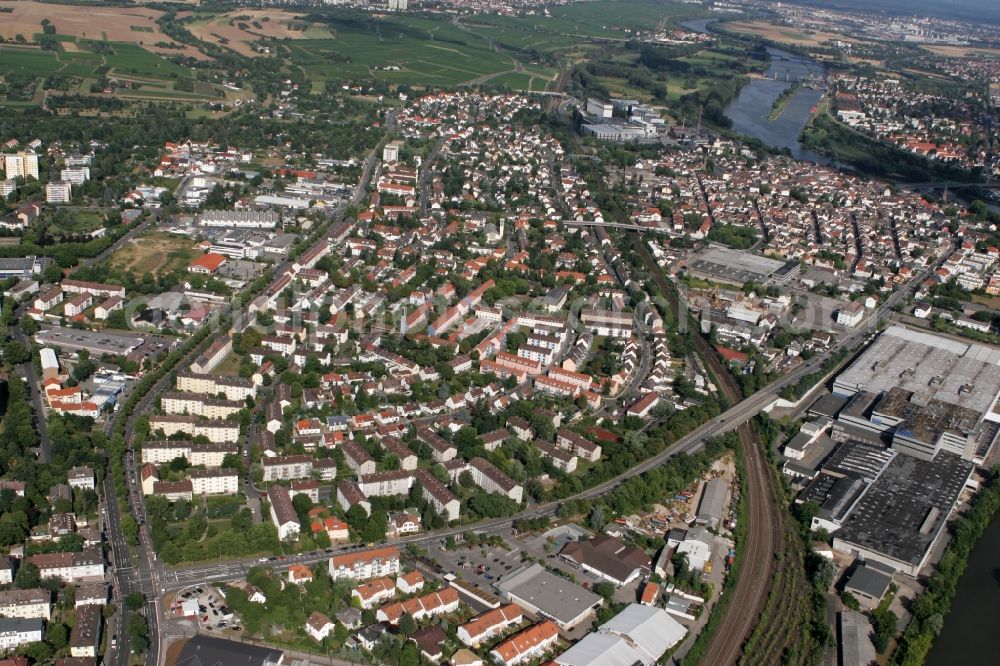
[170,584,241,633]
[425,537,524,592]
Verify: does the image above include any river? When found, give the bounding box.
[925,511,1000,665]
[681,19,830,163]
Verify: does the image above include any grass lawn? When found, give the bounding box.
[212,352,243,377]
[106,231,200,278]
[49,210,107,235]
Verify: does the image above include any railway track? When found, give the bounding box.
[632,235,809,665]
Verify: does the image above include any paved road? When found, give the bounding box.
[11,311,52,463]
[418,137,446,216]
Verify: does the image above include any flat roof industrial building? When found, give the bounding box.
[687,246,800,286]
[834,326,1000,416]
[833,451,973,576]
[832,326,1000,462]
[695,478,728,529]
[496,563,602,630]
[554,604,686,666]
[35,327,145,356]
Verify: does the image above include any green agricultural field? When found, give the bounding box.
[464,0,706,52]
[288,17,528,87]
[0,38,214,106]
[0,47,63,77]
[280,12,565,87]
[98,42,192,79]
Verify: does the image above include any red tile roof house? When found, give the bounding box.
[351,577,396,609]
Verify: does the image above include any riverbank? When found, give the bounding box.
[768,81,802,120]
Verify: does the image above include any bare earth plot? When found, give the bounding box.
[725,20,862,48]
[0,0,202,58]
[920,44,1000,59]
[188,10,334,57]
[107,232,199,278]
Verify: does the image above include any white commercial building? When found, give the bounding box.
[555,604,686,666]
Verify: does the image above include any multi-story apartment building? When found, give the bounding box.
[141,441,236,468]
[160,392,244,419]
[580,308,634,338]
[189,469,239,495]
[3,152,39,179]
[415,427,457,462]
[494,351,542,377]
[262,455,314,482]
[358,470,413,498]
[60,279,125,299]
[147,416,240,443]
[341,441,377,475]
[547,367,594,392]
[328,546,400,582]
[534,441,578,473]
[268,485,300,541]
[0,589,51,620]
[0,618,44,651]
[64,293,93,317]
[555,430,603,462]
[175,372,256,401]
[467,457,523,503]
[27,549,104,583]
[414,469,460,522]
[60,167,90,184]
[70,604,102,658]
